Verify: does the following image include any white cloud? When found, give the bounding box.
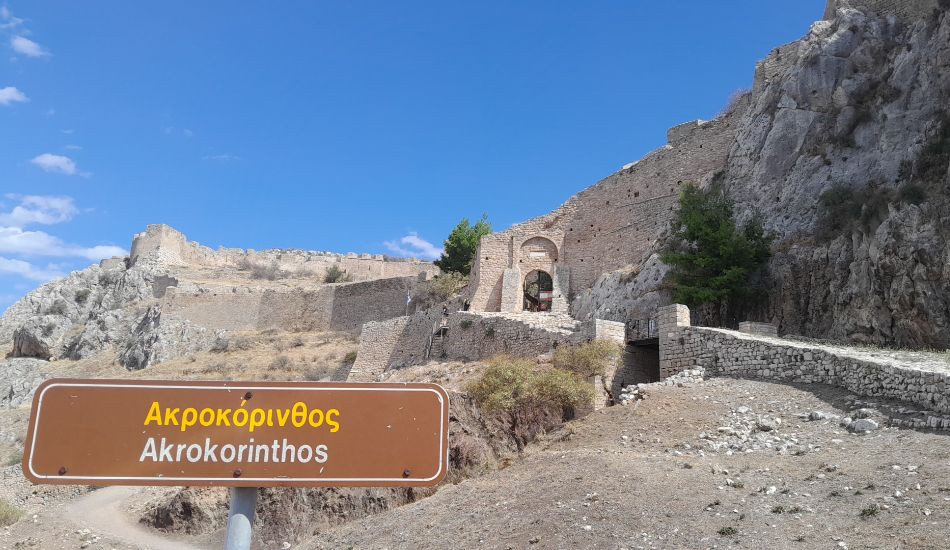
[202,153,240,162]
[384,233,442,260]
[0,195,78,226]
[64,144,82,151]
[0,86,27,105]
[0,256,64,282]
[0,226,126,260]
[60,128,75,134]
[30,153,79,175]
[11,35,49,58]
[0,6,24,30]
[183,128,193,138]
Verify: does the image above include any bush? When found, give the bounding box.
[552,340,623,379]
[342,351,358,365]
[466,355,593,416]
[73,289,91,305]
[816,184,897,240]
[238,258,288,280]
[4,450,22,467]
[459,319,473,330]
[270,355,291,370]
[914,112,950,184]
[45,299,68,315]
[324,265,353,283]
[210,337,230,353]
[898,182,927,205]
[289,336,305,348]
[0,498,21,527]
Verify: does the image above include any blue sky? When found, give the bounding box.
[0,1,825,311]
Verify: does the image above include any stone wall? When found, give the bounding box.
[348,309,444,382]
[468,101,747,314]
[658,304,950,416]
[439,313,590,364]
[824,0,941,21]
[129,224,439,281]
[162,275,422,334]
[348,310,597,382]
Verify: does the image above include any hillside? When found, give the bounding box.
[0,1,949,550]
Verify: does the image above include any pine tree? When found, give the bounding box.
[434,215,492,275]
[661,183,773,315]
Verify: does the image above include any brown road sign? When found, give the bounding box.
[23,379,449,487]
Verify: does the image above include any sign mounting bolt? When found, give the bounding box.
[58,466,67,475]
[244,391,253,400]
[402,469,411,478]
[233,468,242,477]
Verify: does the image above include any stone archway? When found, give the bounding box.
[523,269,553,312]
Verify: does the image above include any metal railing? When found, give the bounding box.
[626,318,658,341]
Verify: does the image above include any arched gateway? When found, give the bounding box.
[523,269,553,312]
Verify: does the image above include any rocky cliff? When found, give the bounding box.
[575,3,950,349]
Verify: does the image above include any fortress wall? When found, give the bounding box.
[161,287,264,331]
[328,276,418,332]
[161,275,421,334]
[469,105,744,313]
[348,309,444,382]
[129,224,438,282]
[824,0,940,20]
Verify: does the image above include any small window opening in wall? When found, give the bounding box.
[484,257,489,260]
[634,191,639,197]
[677,180,682,184]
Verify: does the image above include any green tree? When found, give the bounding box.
[434,214,492,275]
[661,183,773,315]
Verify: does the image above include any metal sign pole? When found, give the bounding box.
[224,487,258,550]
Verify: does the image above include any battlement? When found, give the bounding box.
[824,0,941,21]
[129,224,438,281]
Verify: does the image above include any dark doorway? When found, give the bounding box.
[523,270,553,312]
[619,341,660,387]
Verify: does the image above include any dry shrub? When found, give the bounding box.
[238,257,289,280]
[342,351,358,365]
[289,336,305,348]
[553,339,623,378]
[324,265,354,283]
[467,355,593,418]
[270,355,291,370]
[0,498,21,527]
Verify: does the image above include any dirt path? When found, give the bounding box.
[301,378,950,549]
[67,486,211,550]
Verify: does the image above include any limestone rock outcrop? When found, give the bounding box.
[723,6,950,346]
[568,5,949,348]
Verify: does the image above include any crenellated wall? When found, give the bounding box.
[824,0,940,21]
[468,102,747,314]
[129,224,439,281]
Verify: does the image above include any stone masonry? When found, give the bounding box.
[657,304,950,420]
[466,101,748,315]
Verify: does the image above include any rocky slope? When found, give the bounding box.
[574,4,950,349]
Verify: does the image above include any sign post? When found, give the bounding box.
[23,379,450,549]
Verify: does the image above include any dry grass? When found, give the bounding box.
[0,498,21,527]
[553,339,623,378]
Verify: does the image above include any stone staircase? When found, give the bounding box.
[427,327,446,360]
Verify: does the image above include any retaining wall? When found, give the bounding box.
[657,304,950,415]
